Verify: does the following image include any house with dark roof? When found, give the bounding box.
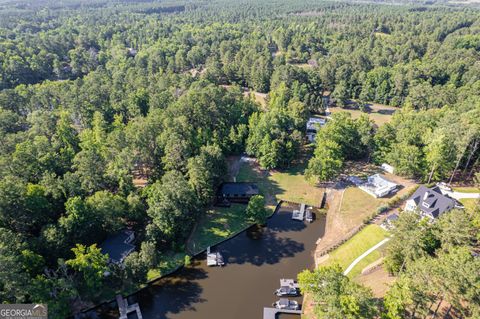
[404,185,456,219]
[217,182,259,204]
[100,230,135,264]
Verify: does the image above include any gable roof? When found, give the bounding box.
[408,185,455,218]
[100,231,135,263]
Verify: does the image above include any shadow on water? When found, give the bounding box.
[136,265,207,318]
[222,223,305,266]
[96,204,326,319]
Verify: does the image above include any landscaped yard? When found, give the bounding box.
[236,160,325,207]
[322,224,389,278]
[186,204,251,255]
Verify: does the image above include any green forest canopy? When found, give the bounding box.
[0,0,479,317]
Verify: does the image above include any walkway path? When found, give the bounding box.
[343,238,391,276]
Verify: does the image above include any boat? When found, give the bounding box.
[305,208,314,223]
[273,298,299,310]
[274,286,299,296]
[206,247,225,266]
[291,210,304,221]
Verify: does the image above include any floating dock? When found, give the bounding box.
[263,307,301,319]
[117,295,142,319]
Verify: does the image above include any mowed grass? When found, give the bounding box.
[339,187,387,225]
[453,186,480,193]
[323,224,388,277]
[459,198,478,212]
[237,161,324,207]
[329,104,396,127]
[187,204,250,254]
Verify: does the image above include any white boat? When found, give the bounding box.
[291,210,304,221]
[305,208,313,223]
[274,286,299,296]
[206,247,225,266]
[273,298,299,310]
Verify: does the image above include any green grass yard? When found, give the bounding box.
[237,161,324,207]
[187,204,251,255]
[339,187,387,225]
[323,224,389,278]
[459,198,478,212]
[329,103,396,127]
[453,186,480,193]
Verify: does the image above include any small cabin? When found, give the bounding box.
[217,182,259,203]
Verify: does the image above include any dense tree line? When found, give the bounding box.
[0,0,480,316]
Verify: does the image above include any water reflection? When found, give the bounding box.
[96,204,326,319]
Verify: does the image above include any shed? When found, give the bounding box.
[100,230,135,264]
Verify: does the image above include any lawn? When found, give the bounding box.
[236,160,324,207]
[339,187,387,225]
[329,103,396,127]
[186,204,251,255]
[453,186,479,193]
[323,224,389,277]
[459,198,478,212]
[147,252,186,281]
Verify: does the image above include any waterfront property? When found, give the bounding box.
[100,230,135,264]
[129,203,325,319]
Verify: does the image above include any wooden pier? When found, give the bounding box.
[117,295,143,319]
[263,307,301,319]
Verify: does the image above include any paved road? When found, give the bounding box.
[440,190,480,200]
[343,238,391,276]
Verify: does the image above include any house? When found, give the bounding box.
[217,182,259,203]
[306,117,326,142]
[404,185,456,219]
[359,174,398,198]
[100,230,135,264]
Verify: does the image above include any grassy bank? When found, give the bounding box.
[186,204,251,255]
[237,160,324,207]
[322,224,389,278]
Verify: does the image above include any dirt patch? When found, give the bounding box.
[355,265,395,298]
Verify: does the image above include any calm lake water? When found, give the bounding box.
[94,203,326,319]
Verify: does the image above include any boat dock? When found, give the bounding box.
[117,295,143,319]
[291,203,306,221]
[263,307,301,319]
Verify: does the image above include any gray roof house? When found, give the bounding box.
[217,182,259,203]
[404,186,456,219]
[100,230,135,264]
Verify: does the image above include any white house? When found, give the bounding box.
[381,163,395,174]
[359,174,398,198]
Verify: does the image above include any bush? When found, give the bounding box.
[184,255,191,266]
